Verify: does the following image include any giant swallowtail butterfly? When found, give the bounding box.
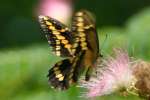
[38,10,100,90]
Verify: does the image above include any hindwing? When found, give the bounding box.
[47,52,85,90]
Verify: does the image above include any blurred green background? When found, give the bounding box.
[0,0,150,100]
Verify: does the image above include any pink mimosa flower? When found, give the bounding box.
[37,0,72,24]
[80,48,133,98]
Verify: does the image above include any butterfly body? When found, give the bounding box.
[39,10,100,90]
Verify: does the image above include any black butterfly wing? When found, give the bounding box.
[71,10,99,56]
[38,16,73,57]
[47,52,85,90]
[71,10,100,81]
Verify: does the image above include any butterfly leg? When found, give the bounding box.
[85,67,93,81]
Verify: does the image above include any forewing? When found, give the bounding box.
[39,16,73,57]
[71,10,99,56]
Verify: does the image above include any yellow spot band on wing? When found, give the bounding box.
[82,47,88,50]
[56,40,60,44]
[56,51,61,56]
[81,42,87,47]
[80,38,86,42]
[56,35,65,40]
[49,26,55,30]
[79,32,86,37]
[53,31,60,35]
[76,22,84,27]
[75,38,80,42]
[43,16,49,20]
[73,43,78,48]
[45,21,52,26]
[53,67,59,71]
[84,25,94,29]
[64,44,72,49]
[60,29,65,32]
[75,12,83,16]
[54,70,61,75]
[56,74,63,78]
[61,40,69,44]
[58,76,64,81]
[77,28,84,32]
[56,47,61,50]
[77,17,84,22]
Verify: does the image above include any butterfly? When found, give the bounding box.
[38,10,100,90]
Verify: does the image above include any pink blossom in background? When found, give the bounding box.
[80,49,134,98]
[37,0,72,24]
